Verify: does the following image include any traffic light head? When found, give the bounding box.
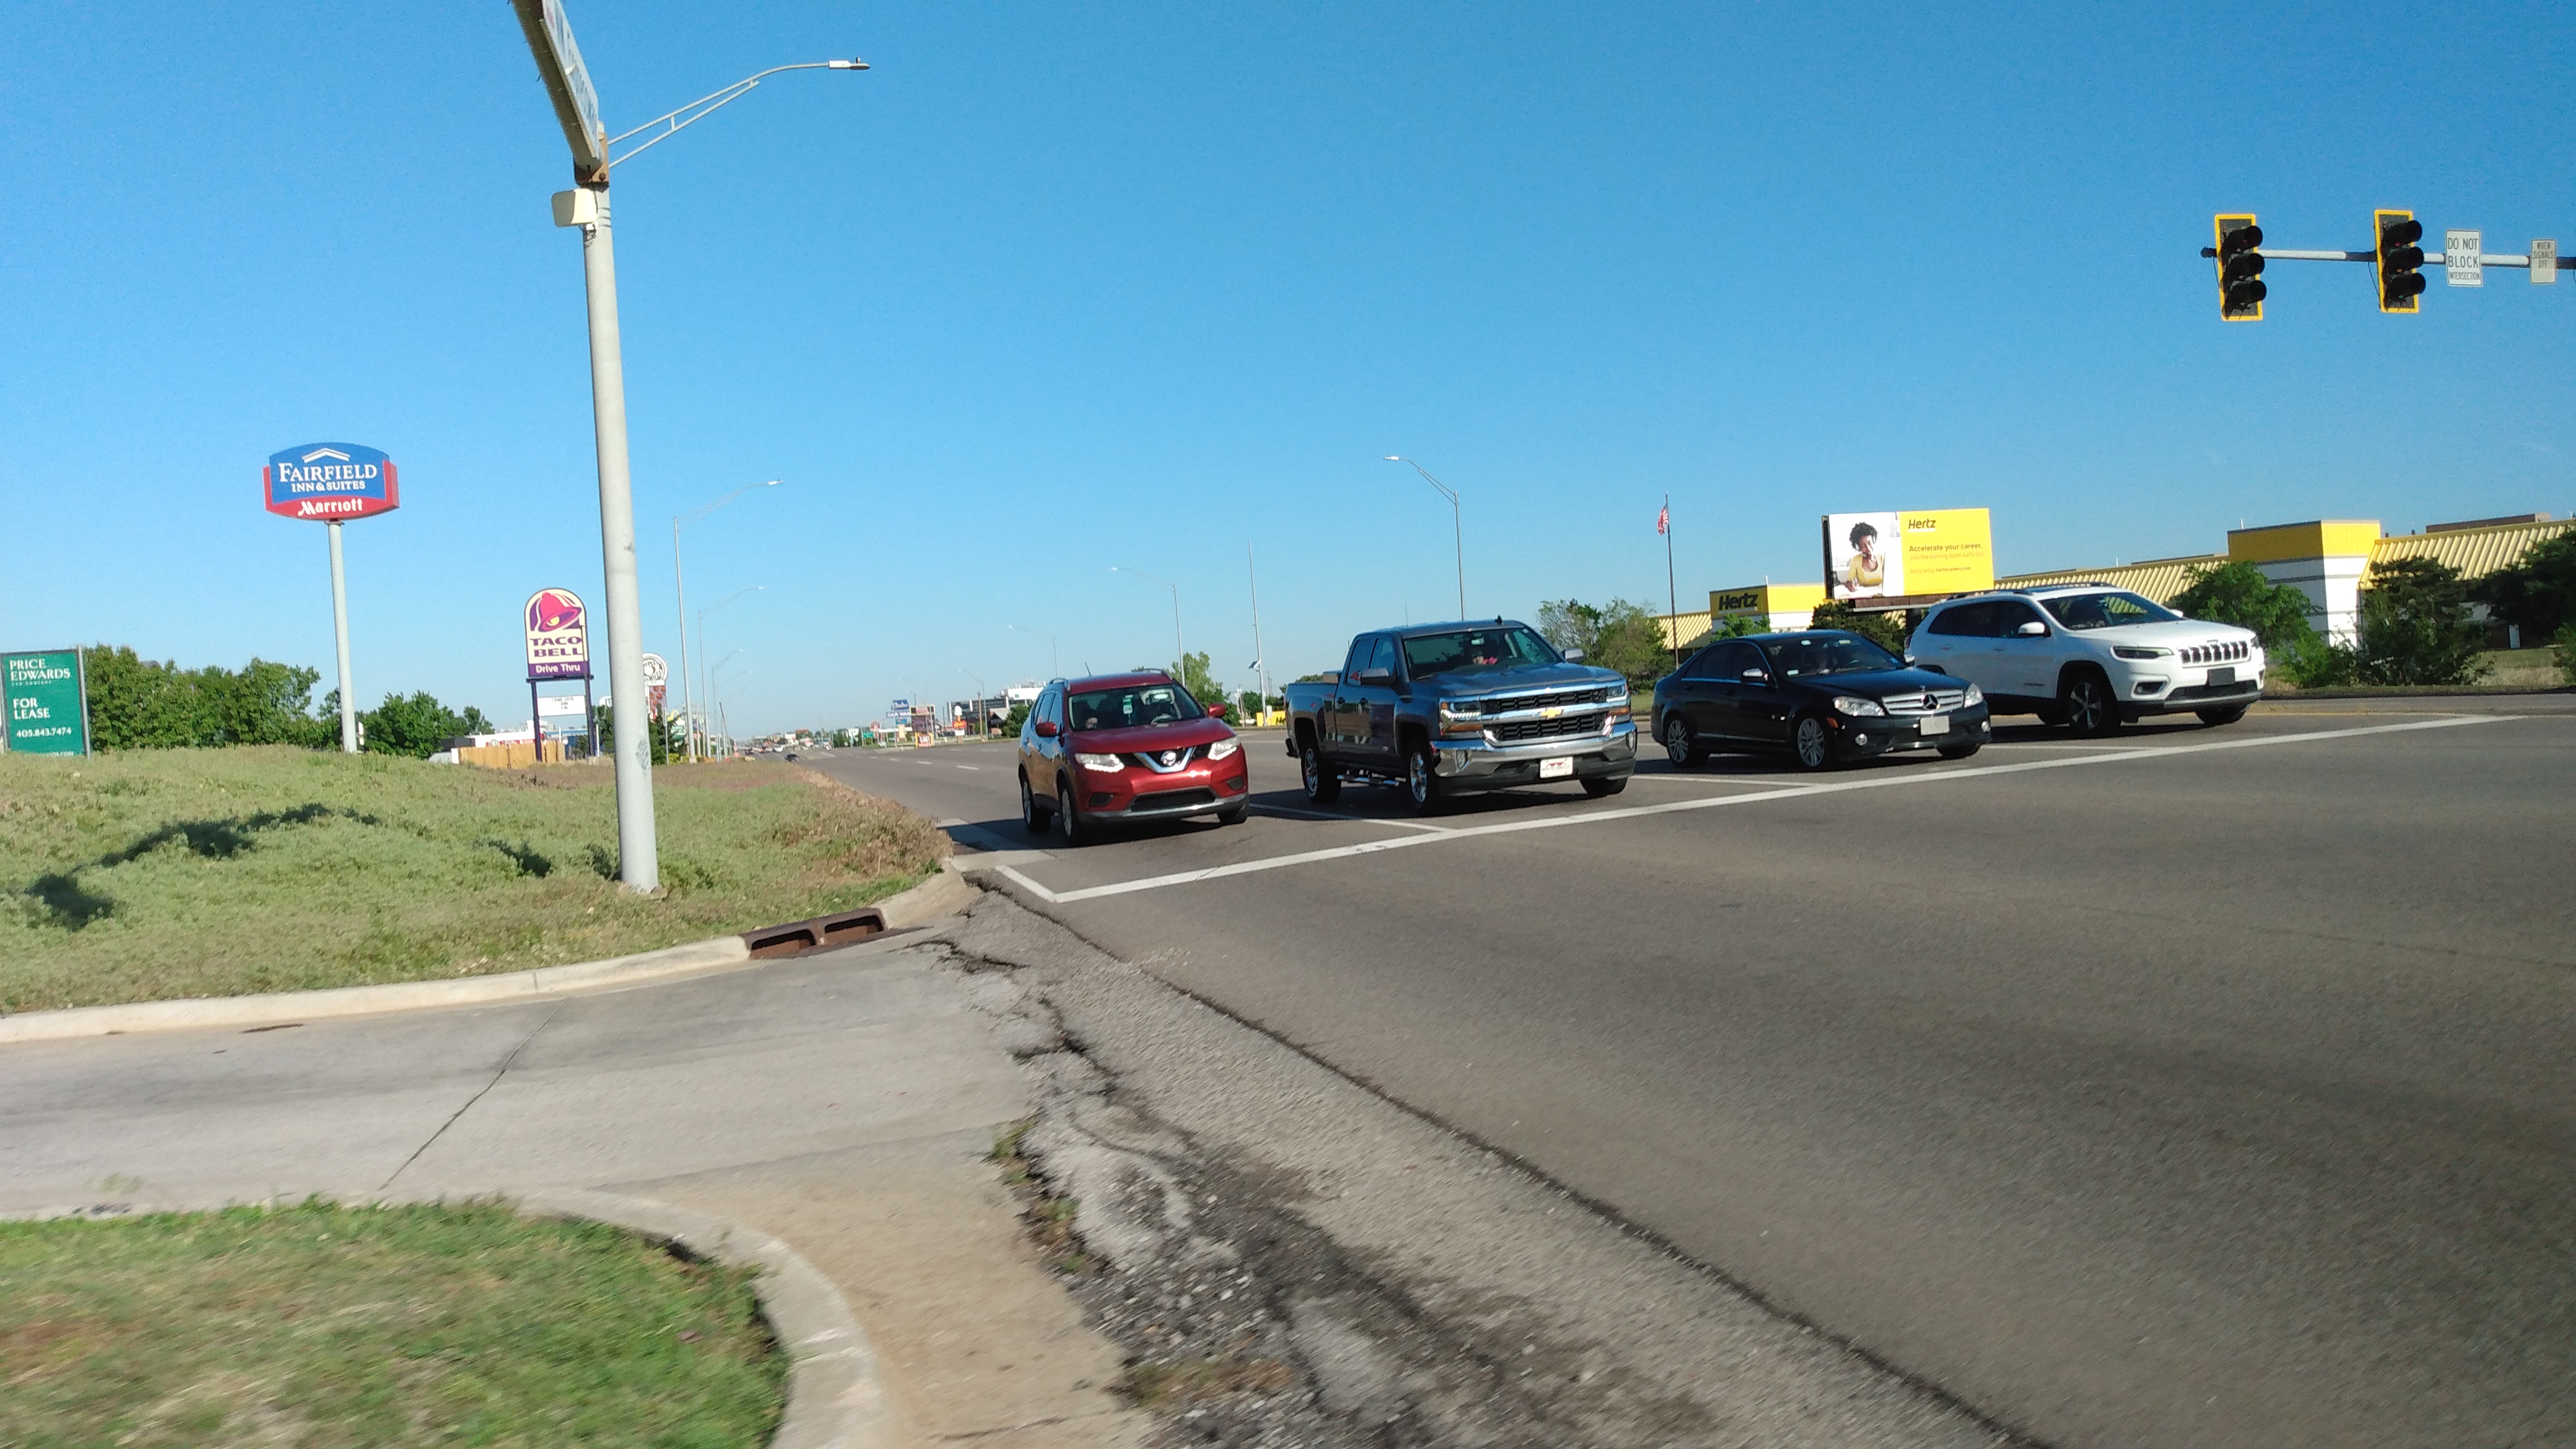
[2212,214,2265,321]
[2375,210,2424,313]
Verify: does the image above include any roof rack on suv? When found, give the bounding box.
[1999,582,2117,594]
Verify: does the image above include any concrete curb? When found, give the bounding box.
[516,1188,894,1449]
[2,1190,893,1449]
[0,859,970,1046]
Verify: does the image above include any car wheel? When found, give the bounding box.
[1055,781,1089,846]
[1019,771,1048,832]
[1300,740,1341,803]
[1938,742,1983,760]
[1404,740,1447,814]
[1791,714,1837,772]
[2060,671,2121,737]
[1581,774,1628,798]
[2196,705,2248,727]
[1663,716,1702,767]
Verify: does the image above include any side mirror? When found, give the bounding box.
[2016,620,2048,637]
[1034,720,1059,738]
[1355,667,1393,685]
[1561,648,1586,663]
[1740,668,1770,685]
[1208,703,1227,718]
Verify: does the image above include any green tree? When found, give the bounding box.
[1538,598,1677,685]
[2469,530,2576,643]
[1002,702,1032,737]
[84,646,334,750]
[360,692,492,759]
[2170,561,2320,653]
[2352,557,2488,686]
[1807,599,1909,654]
[2554,621,2576,686]
[1169,651,1227,716]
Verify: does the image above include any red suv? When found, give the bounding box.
[1017,672,1250,843]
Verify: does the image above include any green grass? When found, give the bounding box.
[0,748,946,1012]
[0,1199,786,1448]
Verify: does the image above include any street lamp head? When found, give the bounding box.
[1383,455,1403,463]
[827,58,870,70]
[763,479,781,487]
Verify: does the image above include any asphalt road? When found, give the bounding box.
[809,698,2576,1449]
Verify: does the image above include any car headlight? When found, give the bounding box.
[1606,685,1630,707]
[1963,683,1984,707]
[1074,752,1125,772]
[1830,695,1886,717]
[2113,646,2170,661]
[1207,737,1239,761]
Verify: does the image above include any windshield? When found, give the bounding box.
[2042,591,2178,630]
[1066,681,1204,732]
[1762,632,1906,679]
[1401,626,1560,678]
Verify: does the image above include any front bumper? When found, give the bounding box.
[1826,705,1993,758]
[2118,673,2265,717]
[1431,721,1637,793]
[1074,757,1251,820]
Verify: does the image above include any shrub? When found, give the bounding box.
[2469,530,2576,641]
[2170,561,2320,654]
[2555,621,2576,686]
[2352,557,2489,687]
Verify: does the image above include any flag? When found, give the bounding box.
[1656,503,1669,536]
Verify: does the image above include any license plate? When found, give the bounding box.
[1917,713,1947,736]
[2209,667,2235,686]
[1539,756,1574,779]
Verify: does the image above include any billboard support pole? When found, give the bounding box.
[327,520,359,753]
[575,188,660,890]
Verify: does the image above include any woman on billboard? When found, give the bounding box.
[1834,513,1900,598]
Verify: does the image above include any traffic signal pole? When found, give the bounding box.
[2202,212,2573,320]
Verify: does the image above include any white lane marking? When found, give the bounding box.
[956,764,980,770]
[1251,803,1451,832]
[993,716,2510,907]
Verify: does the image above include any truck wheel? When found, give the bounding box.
[2060,670,2122,738]
[1300,741,1341,804]
[1019,771,1049,832]
[1404,741,1448,814]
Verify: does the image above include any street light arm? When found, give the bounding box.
[675,479,781,531]
[608,61,866,168]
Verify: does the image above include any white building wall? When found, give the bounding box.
[2252,555,2370,646]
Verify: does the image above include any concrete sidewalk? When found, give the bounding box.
[0,928,1146,1448]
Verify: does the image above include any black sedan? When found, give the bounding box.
[1651,630,1992,772]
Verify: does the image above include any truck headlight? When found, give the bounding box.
[1830,695,1886,717]
[1074,752,1125,772]
[1207,737,1240,761]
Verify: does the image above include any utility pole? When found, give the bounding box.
[1660,494,1678,669]
[511,0,864,891]
[1113,566,1184,672]
[1385,456,1464,619]
[1247,544,1269,724]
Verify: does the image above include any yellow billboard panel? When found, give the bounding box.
[1822,509,1993,600]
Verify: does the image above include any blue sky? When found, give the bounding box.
[5,3,2571,732]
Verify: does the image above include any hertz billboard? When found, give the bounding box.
[1822,508,1994,603]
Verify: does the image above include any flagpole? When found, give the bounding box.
[1663,492,1679,668]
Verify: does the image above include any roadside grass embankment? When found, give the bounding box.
[1,748,945,1013]
[0,1199,784,1448]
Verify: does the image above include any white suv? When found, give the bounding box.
[1907,585,2264,736]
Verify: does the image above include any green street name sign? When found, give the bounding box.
[5,649,90,755]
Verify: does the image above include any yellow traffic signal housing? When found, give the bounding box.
[2213,214,2265,321]
[2375,209,2426,313]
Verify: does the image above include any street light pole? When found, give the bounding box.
[1008,623,1060,678]
[1112,566,1183,670]
[672,479,779,764]
[1385,456,1464,619]
[1247,544,1269,725]
[696,586,762,755]
[511,0,864,889]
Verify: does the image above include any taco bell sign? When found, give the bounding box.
[264,442,399,520]
[525,588,592,680]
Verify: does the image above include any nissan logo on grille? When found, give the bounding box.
[1159,750,1180,766]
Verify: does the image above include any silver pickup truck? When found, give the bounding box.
[1282,620,1638,813]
